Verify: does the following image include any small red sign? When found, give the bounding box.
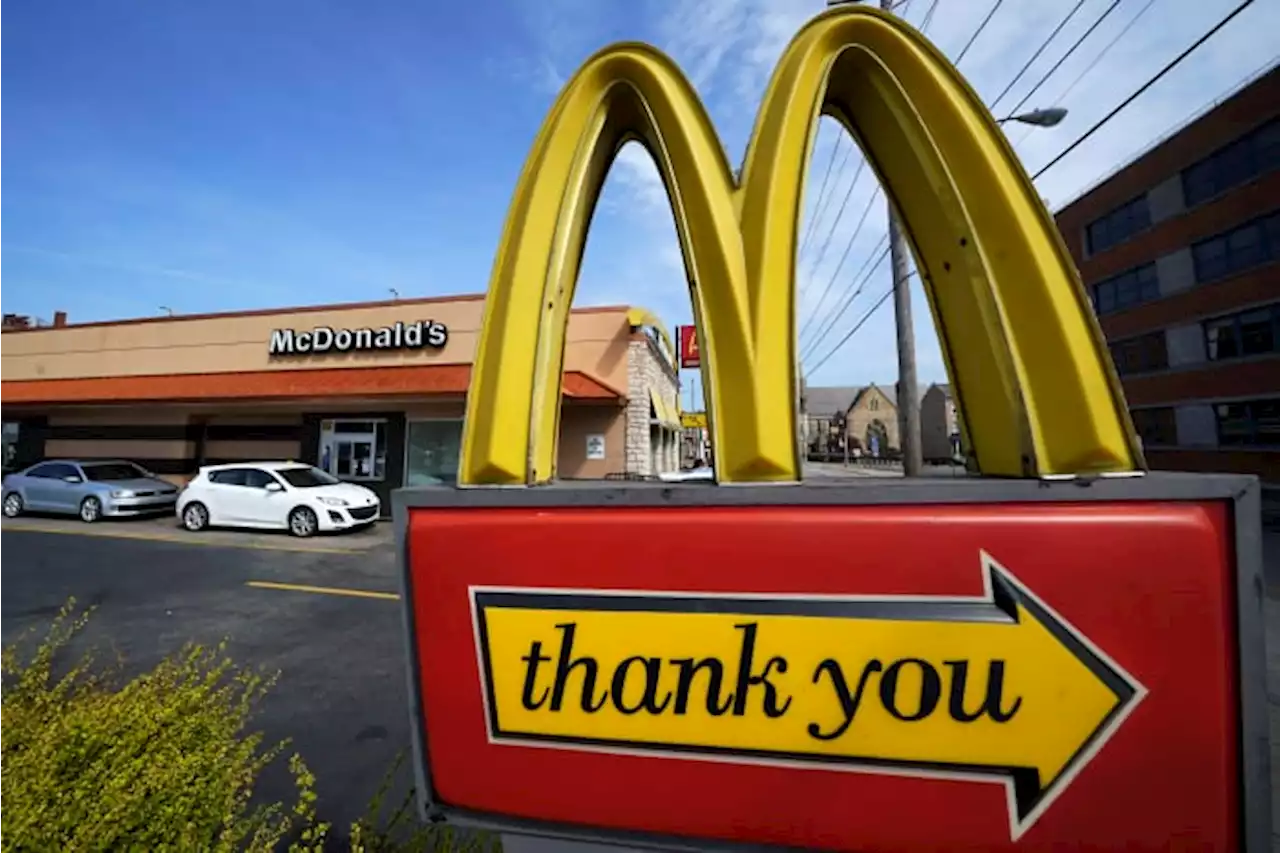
[404,500,1245,851]
[677,324,699,369]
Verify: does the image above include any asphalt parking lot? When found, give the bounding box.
[3,515,1280,846]
[1,522,409,840]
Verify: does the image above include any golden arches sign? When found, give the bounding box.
[460,5,1143,487]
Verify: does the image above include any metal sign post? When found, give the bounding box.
[395,5,1270,851]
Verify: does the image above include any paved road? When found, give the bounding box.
[1,528,408,841]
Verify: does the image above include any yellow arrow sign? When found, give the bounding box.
[680,411,708,429]
[472,552,1146,840]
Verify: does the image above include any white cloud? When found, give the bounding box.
[508,0,1280,388]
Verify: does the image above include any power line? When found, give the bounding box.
[800,239,889,363]
[801,233,889,358]
[797,0,939,363]
[799,133,845,257]
[797,186,882,343]
[802,157,869,285]
[954,0,1005,66]
[917,0,941,34]
[1013,0,1161,148]
[1005,0,1126,119]
[804,285,896,378]
[990,0,1090,112]
[1054,56,1278,198]
[1032,0,1258,180]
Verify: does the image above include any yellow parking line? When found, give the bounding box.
[247,580,400,601]
[1,523,362,555]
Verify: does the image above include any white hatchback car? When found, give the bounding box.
[177,462,380,538]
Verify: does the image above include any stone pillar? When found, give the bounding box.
[626,340,652,476]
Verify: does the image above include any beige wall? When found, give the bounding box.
[44,439,194,461]
[204,440,303,460]
[48,409,191,426]
[558,405,627,479]
[2,298,632,396]
[403,400,466,420]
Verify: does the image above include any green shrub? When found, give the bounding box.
[3,599,504,852]
[2,599,327,852]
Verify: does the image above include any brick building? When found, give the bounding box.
[1053,64,1279,487]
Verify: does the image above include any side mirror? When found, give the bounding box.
[63,475,82,484]
[265,481,284,492]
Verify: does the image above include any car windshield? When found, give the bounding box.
[276,466,342,488]
[81,463,149,481]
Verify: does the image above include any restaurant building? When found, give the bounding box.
[1053,64,1278,487]
[0,295,684,512]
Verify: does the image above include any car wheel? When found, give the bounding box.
[79,496,103,523]
[3,492,24,518]
[182,502,210,532]
[288,506,318,538]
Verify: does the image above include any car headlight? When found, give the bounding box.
[111,490,134,498]
[317,497,349,507]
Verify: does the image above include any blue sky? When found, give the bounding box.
[4,0,1277,398]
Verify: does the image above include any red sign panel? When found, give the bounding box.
[404,500,1245,851]
[677,324,700,369]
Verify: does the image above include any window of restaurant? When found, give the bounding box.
[404,419,464,486]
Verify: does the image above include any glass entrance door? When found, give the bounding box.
[318,420,387,481]
[3,422,20,473]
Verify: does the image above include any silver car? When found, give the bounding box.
[2,459,180,523]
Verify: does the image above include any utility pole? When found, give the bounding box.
[880,0,922,477]
[887,205,921,476]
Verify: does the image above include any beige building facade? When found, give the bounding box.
[1,295,682,511]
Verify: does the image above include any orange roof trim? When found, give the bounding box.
[1,364,622,405]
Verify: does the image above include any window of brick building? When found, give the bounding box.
[1086,195,1152,255]
[1109,330,1168,375]
[1215,398,1280,447]
[1181,118,1280,207]
[1191,210,1280,283]
[1091,263,1159,315]
[1205,303,1280,361]
[1130,407,1177,446]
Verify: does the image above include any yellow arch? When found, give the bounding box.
[460,4,1142,486]
[625,306,676,366]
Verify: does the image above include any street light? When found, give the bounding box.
[997,107,1068,127]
